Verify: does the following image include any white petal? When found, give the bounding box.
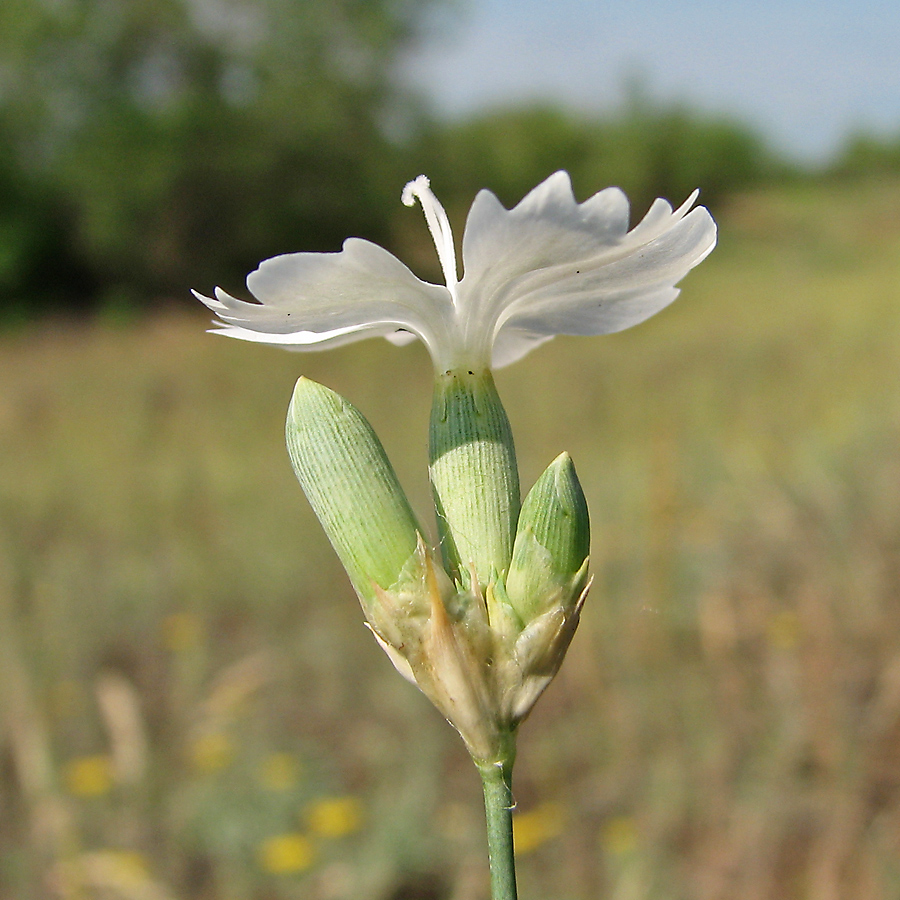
[463,173,631,273]
[496,204,716,340]
[451,172,715,364]
[490,328,556,368]
[206,320,410,352]
[459,172,631,331]
[196,237,452,351]
[446,172,645,368]
[508,285,682,339]
[384,329,419,347]
[195,171,716,371]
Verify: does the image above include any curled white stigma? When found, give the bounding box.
[402,175,459,301]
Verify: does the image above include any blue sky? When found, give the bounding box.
[401,0,900,162]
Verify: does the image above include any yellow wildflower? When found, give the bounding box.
[306,796,364,838]
[63,755,114,797]
[258,833,315,874]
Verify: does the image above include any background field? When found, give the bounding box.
[1,173,899,899]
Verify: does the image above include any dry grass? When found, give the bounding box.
[1,176,900,899]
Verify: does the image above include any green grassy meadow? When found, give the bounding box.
[2,176,900,900]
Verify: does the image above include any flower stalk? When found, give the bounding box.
[480,757,518,900]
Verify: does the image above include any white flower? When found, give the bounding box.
[194,172,716,371]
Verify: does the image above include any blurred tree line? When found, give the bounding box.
[410,96,784,220]
[0,0,442,315]
[0,0,896,317]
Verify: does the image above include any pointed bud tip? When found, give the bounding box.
[530,451,588,527]
[548,451,575,485]
[289,375,320,399]
[554,452,587,514]
[288,376,344,423]
[289,375,313,406]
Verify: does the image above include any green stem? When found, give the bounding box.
[479,758,518,900]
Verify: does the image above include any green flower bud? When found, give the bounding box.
[286,378,589,765]
[286,378,421,607]
[505,452,590,621]
[429,368,520,587]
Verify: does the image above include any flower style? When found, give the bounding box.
[195,172,717,372]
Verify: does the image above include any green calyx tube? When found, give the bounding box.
[429,368,520,588]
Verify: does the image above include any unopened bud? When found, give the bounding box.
[505,452,590,621]
[286,377,421,607]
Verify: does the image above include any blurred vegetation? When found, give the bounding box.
[2,2,900,899]
[0,0,443,314]
[4,0,895,320]
[2,174,900,898]
[409,98,785,223]
[831,128,900,178]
